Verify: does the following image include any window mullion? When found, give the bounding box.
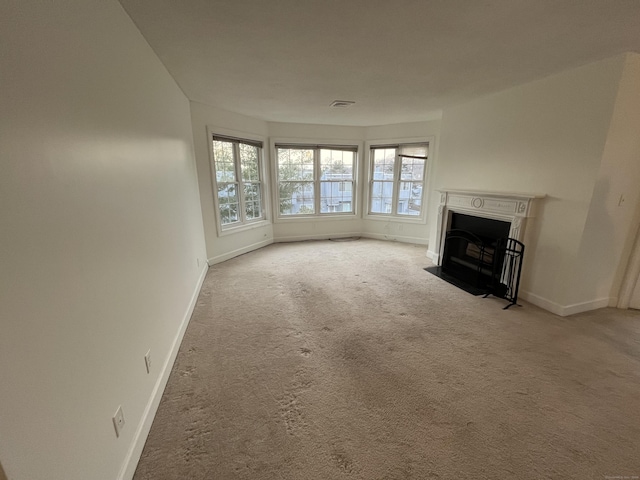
[368,151,375,214]
[256,148,263,219]
[392,149,401,215]
[314,148,320,214]
[234,142,246,223]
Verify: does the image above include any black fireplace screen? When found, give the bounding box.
[428,229,525,309]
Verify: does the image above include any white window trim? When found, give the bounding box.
[270,137,363,223]
[207,126,271,237]
[363,136,435,224]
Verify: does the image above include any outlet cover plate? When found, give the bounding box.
[113,405,125,438]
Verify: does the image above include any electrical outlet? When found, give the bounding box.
[144,350,152,374]
[113,405,125,438]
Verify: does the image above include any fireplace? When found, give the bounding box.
[427,189,543,307]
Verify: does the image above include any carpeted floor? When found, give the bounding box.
[133,239,640,480]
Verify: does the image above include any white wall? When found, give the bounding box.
[431,55,630,314]
[189,101,273,264]
[0,2,207,479]
[568,54,640,307]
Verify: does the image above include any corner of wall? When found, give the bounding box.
[208,238,274,265]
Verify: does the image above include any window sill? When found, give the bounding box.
[363,213,427,224]
[275,213,359,223]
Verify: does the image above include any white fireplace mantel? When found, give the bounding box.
[432,189,545,264]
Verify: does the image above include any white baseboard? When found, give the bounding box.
[273,232,429,246]
[426,249,437,261]
[208,239,273,265]
[359,232,429,245]
[118,264,209,480]
[520,290,612,317]
[274,232,363,243]
[520,291,565,316]
[561,297,612,316]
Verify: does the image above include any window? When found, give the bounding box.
[369,143,428,217]
[276,144,357,216]
[211,135,264,229]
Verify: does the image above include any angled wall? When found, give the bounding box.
[189,101,273,264]
[267,122,366,242]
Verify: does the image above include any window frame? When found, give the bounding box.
[208,127,270,236]
[364,137,434,223]
[271,139,361,221]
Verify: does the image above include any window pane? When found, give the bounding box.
[213,140,236,183]
[370,181,393,214]
[400,157,425,181]
[277,148,314,181]
[240,143,260,182]
[321,181,353,213]
[217,183,239,224]
[279,181,315,215]
[320,149,354,179]
[372,148,396,181]
[397,181,423,216]
[243,183,262,220]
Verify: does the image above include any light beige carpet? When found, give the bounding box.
[134,239,640,480]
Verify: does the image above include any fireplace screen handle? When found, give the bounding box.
[484,237,525,309]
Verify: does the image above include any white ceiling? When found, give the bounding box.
[119,0,640,126]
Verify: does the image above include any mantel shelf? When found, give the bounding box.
[438,189,546,201]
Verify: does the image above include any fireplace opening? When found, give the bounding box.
[443,214,511,291]
[450,213,511,243]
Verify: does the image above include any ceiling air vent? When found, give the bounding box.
[330,100,355,108]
